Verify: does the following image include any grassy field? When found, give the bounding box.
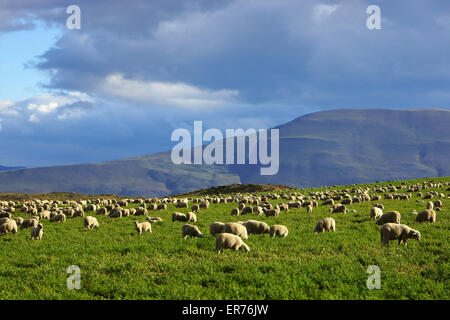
[0,177,449,300]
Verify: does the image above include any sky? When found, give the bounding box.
[0,0,449,167]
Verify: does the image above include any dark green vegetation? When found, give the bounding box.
[0,177,448,299]
[0,108,449,196]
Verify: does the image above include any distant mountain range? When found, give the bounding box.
[0,165,26,171]
[0,108,448,196]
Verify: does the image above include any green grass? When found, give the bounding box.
[0,177,449,299]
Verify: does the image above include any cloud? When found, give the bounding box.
[0,100,19,116]
[313,4,339,23]
[99,74,238,108]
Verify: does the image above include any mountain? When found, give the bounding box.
[0,108,448,196]
[0,165,26,171]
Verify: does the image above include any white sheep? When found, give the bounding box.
[30,224,44,240]
[134,221,152,235]
[216,233,250,253]
[223,222,248,239]
[314,218,336,233]
[380,223,420,247]
[242,220,270,235]
[0,219,18,235]
[83,216,99,229]
[370,207,383,220]
[186,212,197,222]
[376,211,401,225]
[182,224,203,239]
[172,212,187,222]
[210,222,225,235]
[269,225,288,238]
[415,209,436,223]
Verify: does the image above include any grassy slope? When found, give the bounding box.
[0,177,448,299]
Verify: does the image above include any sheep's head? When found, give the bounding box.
[410,230,421,241]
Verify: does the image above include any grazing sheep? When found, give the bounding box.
[370,207,383,220]
[50,213,66,223]
[433,200,442,208]
[172,212,187,222]
[134,221,152,235]
[376,211,401,225]
[373,203,384,210]
[0,217,11,225]
[380,223,420,247]
[191,204,200,213]
[264,209,280,218]
[415,209,436,223]
[13,217,24,226]
[269,224,288,238]
[321,199,334,206]
[331,204,346,213]
[109,209,122,218]
[306,205,313,214]
[21,217,39,229]
[216,233,250,253]
[97,207,108,215]
[83,216,99,229]
[73,209,84,218]
[0,219,18,235]
[253,206,263,215]
[223,222,248,239]
[242,220,270,235]
[146,216,163,223]
[0,212,11,219]
[238,203,245,210]
[182,224,203,239]
[135,207,148,216]
[242,206,253,214]
[209,222,225,235]
[38,211,51,219]
[231,208,240,216]
[426,201,434,210]
[186,212,197,222]
[314,218,336,234]
[157,203,167,210]
[30,224,44,240]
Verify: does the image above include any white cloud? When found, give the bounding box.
[313,4,339,23]
[29,114,40,123]
[0,99,19,116]
[100,74,239,109]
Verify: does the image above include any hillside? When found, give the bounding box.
[0,108,448,196]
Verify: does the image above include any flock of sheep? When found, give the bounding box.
[0,180,447,252]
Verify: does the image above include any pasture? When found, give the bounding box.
[0,177,449,299]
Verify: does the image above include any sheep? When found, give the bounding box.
[186,212,197,222]
[50,213,66,223]
[21,217,39,229]
[253,206,263,215]
[147,203,158,211]
[0,219,18,235]
[209,222,225,235]
[241,220,270,235]
[231,208,240,216]
[157,203,167,210]
[373,203,384,210]
[331,204,346,213]
[146,216,163,223]
[135,207,148,216]
[182,224,203,239]
[30,224,44,240]
[96,207,108,215]
[370,207,383,220]
[83,216,99,229]
[134,221,152,235]
[242,206,253,214]
[321,199,334,206]
[415,209,436,223]
[264,209,280,218]
[13,217,24,226]
[269,224,288,238]
[0,212,11,219]
[0,217,11,225]
[216,233,250,253]
[376,211,401,225]
[433,200,442,208]
[223,222,248,239]
[306,205,313,214]
[109,208,122,218]
[172,212,187,222]
[38,211,51,219]
[426,201,434,210]
[191,204,200,213]
[380,223,420,247]
[314,218,336,234]
[73,209,84,218]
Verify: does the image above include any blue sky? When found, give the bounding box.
[0,0,449,167]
